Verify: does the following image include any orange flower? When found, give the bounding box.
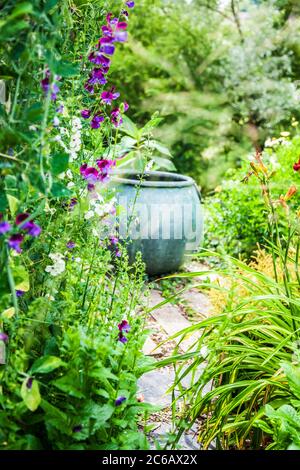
[283,185,297,201]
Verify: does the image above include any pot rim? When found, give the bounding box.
[111,170,195,188]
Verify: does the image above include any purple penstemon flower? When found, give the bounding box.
[8,234,24,253]
[114,30,128,43]
[97,159,116,174]
[115,396,127,406]
[126,1,135,8]
[87,183,95,192]
[100,44,115,56]
[118,320,131,334]
[101,88,120,105]
[56,104,64,113]
[41,70,60,101]
[0,221,12,234]
[81,109,91,119]
[15,213,41,237]
[89,52,111,68]
[118,333,128,343]
[80,164,100,182]
[16,290,25,297]
[88,69,107,86]
[84,82,95,94]
[91,114,105,129]
[66,241,76,249]
[111,108,123,128]
[26,377,33,390]
[0,332,8,343]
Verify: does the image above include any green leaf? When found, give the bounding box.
[120,116,138,138]
[52,371,85,398]
[51,182,71,198]
[148,140,172,157]
[9,2,33,20]
[30,356,64,374]
[12,264,30,292]
[21,379,41,412]
[51,153,69,176]
[7,195,19,216]
[142,116,163,135]
[152,156,176,171]
[282,362,300,400]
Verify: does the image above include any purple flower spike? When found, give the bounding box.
[81,109,91,119]
[16,290,25,297]
[91,114,105,129]
[0,221,12,234]
[66,241,76,249]
[0,332,8,343]
[126,1,135,8]
[8,234,24,253]
[115,396,127,406]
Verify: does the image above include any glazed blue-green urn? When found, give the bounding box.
[111,171,203,276]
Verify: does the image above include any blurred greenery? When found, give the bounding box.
[112,0,300,192]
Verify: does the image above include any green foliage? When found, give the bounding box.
[112,0,300,190]
[265,363,300,450]
[0,0,153,450]
[204,134,300,258]
[156,149,300,450]
[107,114,175,171]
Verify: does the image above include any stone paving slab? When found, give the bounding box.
[180,288,213,319]
[143,336,163,356]
[147,290,200,352]
[138,363,210,407]
[185,261,226,286]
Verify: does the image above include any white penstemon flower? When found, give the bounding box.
[69,117,82,162]
[45,253,66,277]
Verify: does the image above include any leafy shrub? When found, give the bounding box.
[204,134,300,258]
[265,362,300,450]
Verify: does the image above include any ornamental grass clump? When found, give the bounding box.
[157,149,300,450]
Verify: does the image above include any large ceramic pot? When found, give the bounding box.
[111,170,203,276]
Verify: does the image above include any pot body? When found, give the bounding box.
[112,171,203,276]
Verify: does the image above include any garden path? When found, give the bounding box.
[138,261,215,449]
